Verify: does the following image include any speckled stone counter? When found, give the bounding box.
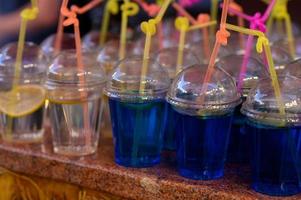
[0,129,300,200]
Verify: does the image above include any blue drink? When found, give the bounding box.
[109,98,167,167]
[163,103,177,151]
[227,102,250,163]
[246,120,301,196]
[175,111,233,180]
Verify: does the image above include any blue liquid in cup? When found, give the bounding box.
[163,103,177,151]
[227,103,250,163]
[175,111,233,180]
[109,98,166,167]
[246,120,301,196]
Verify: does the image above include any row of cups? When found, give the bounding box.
[0,31,301,196]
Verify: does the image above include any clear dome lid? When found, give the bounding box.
[104,56,170,101]
[216,54,268,96]
[273,36,301,60]
[167,64,241,116]
[268,45,292,69]
[241,76,301,127]
[46,50,106,87]
[97,40,137,73]
[154,47,199,79]
[82,30,119,49]
[0,42,46,81]
[41,33,76,60]
[277,59,301,78]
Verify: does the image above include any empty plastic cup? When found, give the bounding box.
[155,47,199,151]
[105,56,170,167]
[167,64,241,180]
[0,42,47,143]
[241,76,301,196]
[46,50,106,156]
[216,54,268,163]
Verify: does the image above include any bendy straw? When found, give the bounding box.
[226,23,285,115]
[99,0,119,46]
[119,0,139,60]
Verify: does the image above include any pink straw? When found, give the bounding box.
[226,0,276,91]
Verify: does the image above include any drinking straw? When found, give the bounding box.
[266,0,296,58]
[55,0,103,53]
[54,0,69,54]
[200,0,231,103]
[119,1,139,60]
[226,0,276,91]
[139,19,157,93]
[228,1,245,49]
[7,0,39,137]
[99,0,119,46]
[226,23,285,115]
[175,17,190,74]
[61,1,103,147]
[139,0,174,94]
[210,0,219,35]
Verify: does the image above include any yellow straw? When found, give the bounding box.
[225,23,285,115]
[119,0,139,60]
[139,19,156,93]
[99,0,119,46]
[175,17,189,74]
[154,0,172,23]
[210,0,218,35]
[188,21,217,31]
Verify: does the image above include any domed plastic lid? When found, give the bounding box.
[105,56,170,101]
[276,59,301,78]
[241,76,301,127]
[273,36,301,60]
[216,54,268,96]
[41,33,76,60]
[0,42,46,81]
[167,64,241,116]
[154,47,199,79]
[47,50,106,87]
[269,46,292,69]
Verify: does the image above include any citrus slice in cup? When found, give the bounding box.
[0,85,46,117]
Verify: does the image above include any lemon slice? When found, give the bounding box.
[0,85,46,117]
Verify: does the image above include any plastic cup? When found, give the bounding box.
[154,47,199,151]
[216,54,268,163]
[46,50,106,156]
[0,42,47,143]
[268,22,300,43]
[104,56,170,167]
[273,36,301,60]
[167,64,241,180]
[241,76,301,196]
[82,30,119,50]
[268,46,293,70]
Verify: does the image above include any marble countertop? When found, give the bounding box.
[0,129,300,200]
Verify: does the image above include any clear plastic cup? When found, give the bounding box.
[105,56,170,167]
[167,64,241,180]
[273,36,301,60]
[241,76,301,196]
[0,42,47,143]
[268,22,300,43]
[216,54,268,163]
[46,50,106,156]
[40,33,76,62]
[82,30,119,50]
[268,46,293,70]
[154,47,199,151]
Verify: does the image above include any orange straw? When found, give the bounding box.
[201,0,231,101]
[54,0,69,54]
[61,1,103,147]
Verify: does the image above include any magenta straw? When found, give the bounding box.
[226,0,276,92]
